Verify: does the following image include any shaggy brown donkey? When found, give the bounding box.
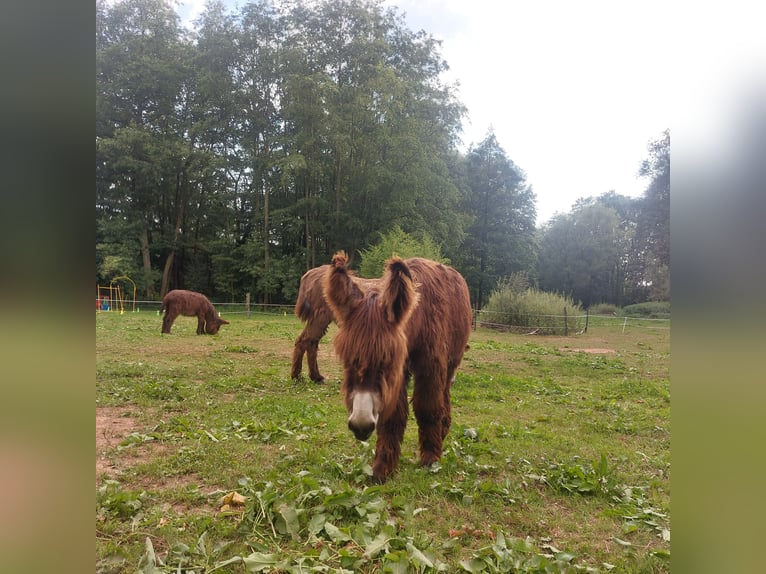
[291,265,378,383]
[161,290,229,335]
[324,251,472,483]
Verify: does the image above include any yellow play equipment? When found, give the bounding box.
[96,276,137,314]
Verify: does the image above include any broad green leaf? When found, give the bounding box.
[195,530,208,557]
[363,496,387,512]
[494,530,506,549]
[406,542,433,568]
[241,552,280,572]
[324,522,352,543]
[139,537,158,574]
[323,490,357,508]
[277,504,300,540]
[212,556,245,569]
[171,542,190,557]
[459,558,487,572]
[364,531,391,558]
[554,551,576,562]
[384,561,409,574]
[308,512,326,535]
[622,521,639,534]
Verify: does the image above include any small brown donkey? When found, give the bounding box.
[161,290,229,335]
[323,251,472,483]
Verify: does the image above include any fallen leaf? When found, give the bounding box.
[220,491,247,507]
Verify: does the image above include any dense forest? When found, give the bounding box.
[96,0,669,308]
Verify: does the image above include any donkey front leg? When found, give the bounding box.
[371,387,408,483]
[412,370,448,466]
[161,311,177,334]
[290,334,307,379]
[305,339,324,383]
[291,332,325,383]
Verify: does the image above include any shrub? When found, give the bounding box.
[358,226,447,278]
[588,302,620,315]
[621,301,670,319]
[481,279,584,335]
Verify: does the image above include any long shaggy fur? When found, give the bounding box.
[291,263,377,383]
[161,289,229,335]
[323,250,472,483]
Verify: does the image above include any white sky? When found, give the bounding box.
[174,0,764,225]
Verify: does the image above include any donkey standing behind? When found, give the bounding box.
[161,289,229,335]
[323,251,472,483]
[291,265,377,383]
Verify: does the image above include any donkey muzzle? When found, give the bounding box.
[347,391,380,441]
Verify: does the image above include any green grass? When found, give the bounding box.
[96,311,670,573]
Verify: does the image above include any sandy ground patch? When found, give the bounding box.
[96,406,144,479]
[562,348,616,354]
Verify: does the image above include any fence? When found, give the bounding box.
[475,308,670,334]
[99,298,669,334]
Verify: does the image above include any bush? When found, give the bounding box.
[481,279,584,335]
[588,303,620,315]
[358,225,447,277]
[621,301,670,319]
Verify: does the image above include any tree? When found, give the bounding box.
[537,203,622,307]
[96,0,470,303]
[635,129,670,300]
[454,130,537,308]
[96,0,199,298]
[358,225,446,277]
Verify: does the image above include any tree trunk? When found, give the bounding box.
[160,251,175,298]
[160,171,186,298]
[333,150,342,252]
[304,178,314,269]
[140,227,155,299]
[263,175,270,305]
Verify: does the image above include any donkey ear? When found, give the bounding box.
[324,250,364,323]
[382,257,419,325]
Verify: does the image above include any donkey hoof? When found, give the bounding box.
[420,454,441,467]
[371,466,390,484]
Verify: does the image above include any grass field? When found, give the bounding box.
[96,310,670,573]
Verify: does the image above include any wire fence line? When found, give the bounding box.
[104,299,296,316]
[99,298,669,333]
[476,308,670,334]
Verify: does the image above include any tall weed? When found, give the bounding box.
[481,280,583,334]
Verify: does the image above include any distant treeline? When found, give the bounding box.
[96,0,669,308]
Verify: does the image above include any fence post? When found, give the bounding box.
[564,307,568,336]
[245,292,250,319]
[584,308,589,333]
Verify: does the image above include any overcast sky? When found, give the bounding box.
[174,0,765,225]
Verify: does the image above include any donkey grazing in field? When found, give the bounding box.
[291,265,378,383]
[323,251,472,483]
[161,290,229,335]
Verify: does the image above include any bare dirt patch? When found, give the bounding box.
[96,406,169,481]
[96,406,139,477]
